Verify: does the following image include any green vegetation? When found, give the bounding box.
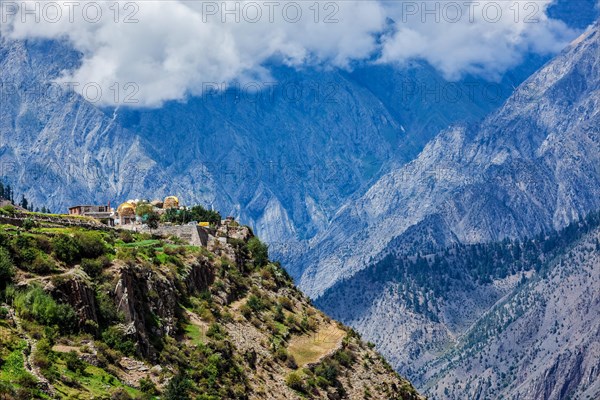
[11,286,77,333]
[161,205,221,225]
[0,247,15,289]
[0,208,421,400]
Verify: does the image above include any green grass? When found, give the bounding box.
[184,323,206,346]
[0,340,29,381]
[53,359,143,399]
[117,239,161,248]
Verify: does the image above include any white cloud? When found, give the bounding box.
[0,0,578,106]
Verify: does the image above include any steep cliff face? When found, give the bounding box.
[299,24,600,297]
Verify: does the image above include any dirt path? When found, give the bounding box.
[5,305,55,396]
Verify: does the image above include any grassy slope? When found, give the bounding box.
[0,214,423,400]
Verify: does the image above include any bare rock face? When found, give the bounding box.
[113,263,179,358]
[183,258,215,296]
[51,272,98,330]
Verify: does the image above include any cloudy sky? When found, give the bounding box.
[0,0,584,106]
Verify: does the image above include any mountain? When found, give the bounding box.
[317,210,600,400]
[2,0,596,250]
[297,23,600,297]
[0,208,422,399]
[0,37,514,247]
[300,20,600,400]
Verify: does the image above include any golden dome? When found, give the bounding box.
[117,202,136,216]
[163,196,179,209]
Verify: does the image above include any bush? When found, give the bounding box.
[139,377,158,395]
[239,304,252,319]
[285,372,304,391]
[63,350,85,373]
[206,323,226,341]
[0,246,15,287]
[275,347,288,361]
[81,257,106,277]
[1,205,15,215]
[164,373,191,400]
[96,286,120,326]
[247,237,268,268]
[101,325,136,356]
[246,295,264,313]
[30,253,55,274]
[22,218,35,231]
[119,230,134,243]
[334,349,355,367]
[279,296,293,311]
[73,231,109,259]
[13,286,77,333]
[52,235,80,264]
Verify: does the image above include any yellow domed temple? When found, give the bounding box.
[163,196,179,209]
[117,202,136,225]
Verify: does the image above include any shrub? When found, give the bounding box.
[73,231,109,259]
[13,286,77,333]
[139,377,158,395]
[110,387,133,400]
[286,355,298,369]
[95,286,120,326]
[22,218,35,231]
[101,325,136,356]
[119,230,134,243]
[81,258,103,277]
[334,349,355,367]
[285,372,304,391]
[0,246,15,287]
[314,360,339,384]
[273,304,285,322]
[239,304,252,319]
[52,235,80,264]
[30,253,54,274]
[206,323,226,341]
[279,296,293,311]
[247,237,268,268]
[63,350,85,373]
[1,205,15,215]
[246,295,264,313]
[164,373,191,400]
[275,347,288,361]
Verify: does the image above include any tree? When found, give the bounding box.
[146,212,160,229]
[247,237,268,267]
[135,202,154,218]
[164,373,191,400]
[19,195,28,210]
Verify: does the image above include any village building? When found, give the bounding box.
[68,204,115,226]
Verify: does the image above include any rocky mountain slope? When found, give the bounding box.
[422,219,600,400]
[298,22,600,297]
[317,210,600,400]
[0,208,422,399]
